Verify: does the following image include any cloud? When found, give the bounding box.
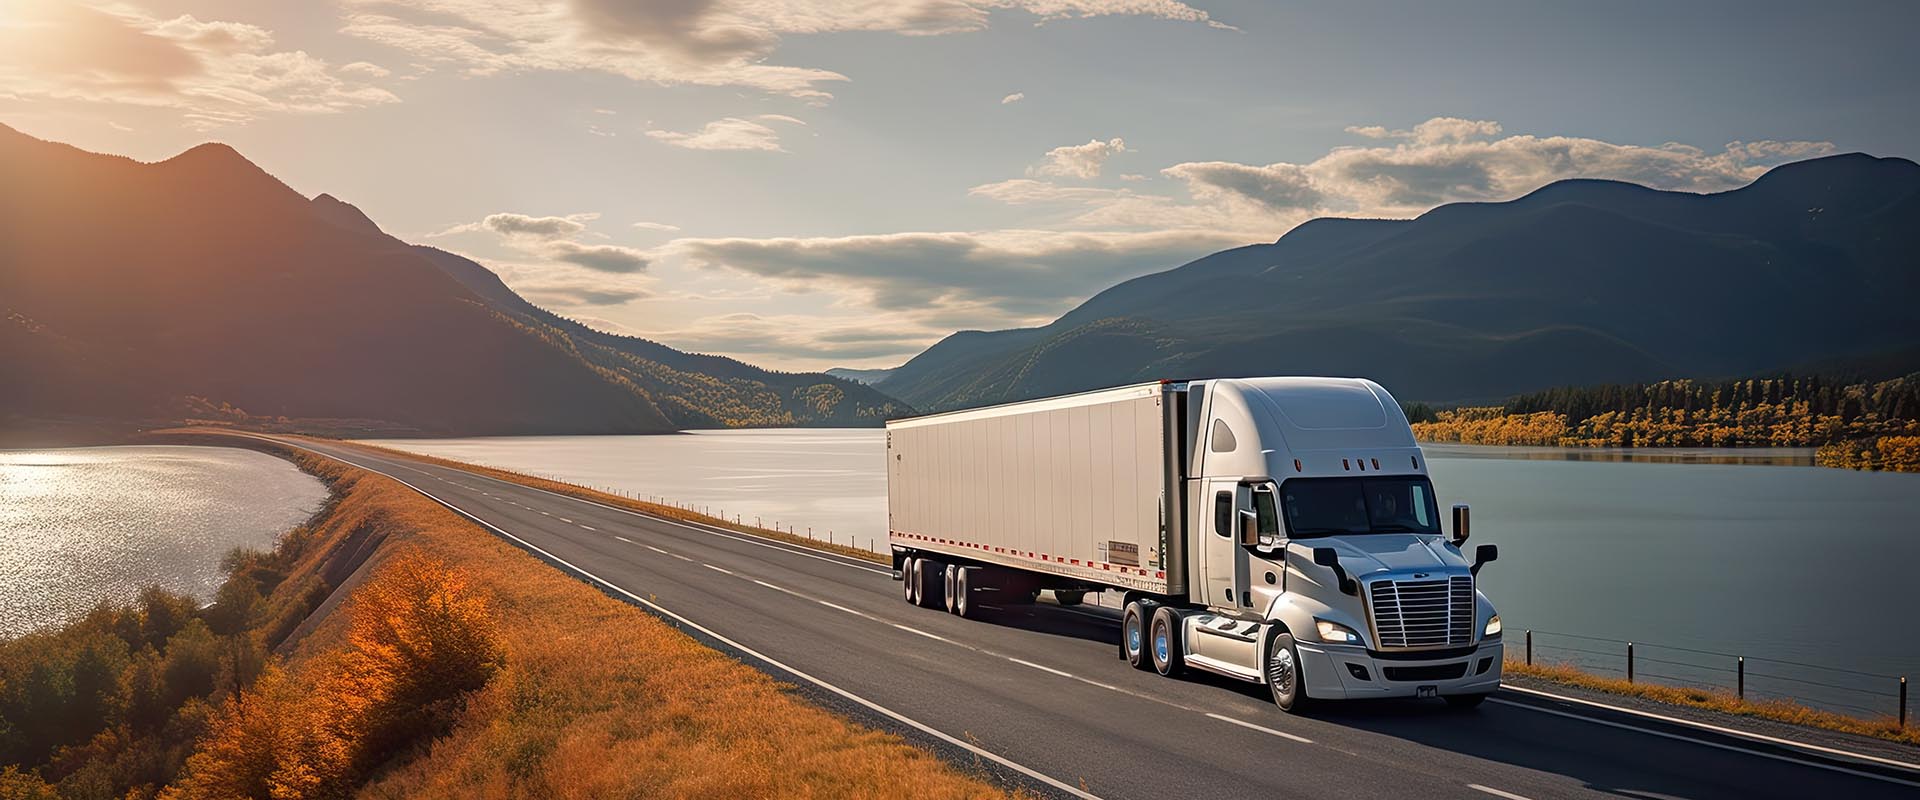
[1159,161,1320,212]
[673,228,1240,313]
[484,259,653,309]
[1001,91,1024,104]
[651,311,939,362]
[631,221,682,232]
[546,240,650,273]
[337,0,1223,101]
[483,212,593,239]
[647,114,803,152]
[1029,137,1127,178]
[0,2,397,129]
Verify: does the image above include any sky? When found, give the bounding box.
[2,0,1916,372]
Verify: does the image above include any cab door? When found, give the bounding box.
[1202,479,1248,610]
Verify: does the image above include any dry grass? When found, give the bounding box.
[1506,659,1919,747]
[155,431,1011,799]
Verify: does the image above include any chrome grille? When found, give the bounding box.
[1368,575,1475,649]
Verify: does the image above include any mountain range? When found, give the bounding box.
[873,153,1920,410]
[0,124,906,435]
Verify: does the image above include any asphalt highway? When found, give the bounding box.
[278,436,1920,800]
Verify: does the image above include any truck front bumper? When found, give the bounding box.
[1297,639,1503,700]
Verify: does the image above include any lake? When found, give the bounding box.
[364,430,1920,716]
[0,445,329,638]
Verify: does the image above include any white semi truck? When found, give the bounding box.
[886,377,1503,710]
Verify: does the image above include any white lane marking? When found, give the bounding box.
[754,579,806,598]
[559,517,572,523]
[579,524,597,531]
[1205,713,1313,744]
[615,536,634,544]
[1489,698,1920,789]
[1467,784,1533,800]
[1008,657,1074,679]
[818,599,877,620]
[891,623,957,644]
[539,510,551,516]
[1500,685,1920,775]
[257,446,1103,800]
[328,442,889,575]
[641,545,694,562]
[703,564,734,575]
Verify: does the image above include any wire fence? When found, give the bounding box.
[1520,629,1909,725]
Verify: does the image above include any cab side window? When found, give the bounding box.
[1213,491,1232,537]
[1210,419,1237,452]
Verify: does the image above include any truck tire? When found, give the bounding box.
[1122,600,1155,670]
[954,567,977,618]
[1445,693,1488,710]
[902,557,918,605]
[1265,630,1312,713]
[1054,590,1086,607]
[943,564,960,614]
[915,558,946,609]
[1150,606,1186,677]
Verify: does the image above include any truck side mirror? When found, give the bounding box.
[1472,543,1498,575]
[1237,509,1259,547]
[1312,547,1358,596]
[1451,503,1471,546]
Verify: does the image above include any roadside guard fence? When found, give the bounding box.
[1519,629,1908,726]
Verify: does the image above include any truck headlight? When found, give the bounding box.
[1314,618,1362,645]
[1484,615,1502,638]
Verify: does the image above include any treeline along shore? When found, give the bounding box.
[1407,374,1920,472]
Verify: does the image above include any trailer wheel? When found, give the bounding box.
[954,567,977,618]
[1122,601,1155,670]
[1150,606,1186,677]
[1266,629,1312,713]
[902,557,918,605]
[914,558,946,609]
[1053,590,1086,607]
[942,564,960,614]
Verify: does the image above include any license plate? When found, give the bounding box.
[1416,685,1438,698]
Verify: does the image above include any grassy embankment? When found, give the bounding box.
[0,435,1011,799]
[1408,375,1920,471]
[1503,660,1918,747]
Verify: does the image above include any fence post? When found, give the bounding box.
[1737,656,1744,700]
[1902,676,1908,728]
[1627,642,1635,683]
[1525,630,1533,666]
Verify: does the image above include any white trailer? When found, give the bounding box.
[887,377,1504,711]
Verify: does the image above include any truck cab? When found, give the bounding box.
[1132,377,1503,710]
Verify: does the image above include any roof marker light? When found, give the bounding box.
[1372,458,1381,471]
[1343,458,1350,471]
[1294,459,1303,472]
[1411,455,1419,469]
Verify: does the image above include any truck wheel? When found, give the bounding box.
[1445,693,1488,710]
[915,559,945,609]
[903,558,919,605]
[1150,606,1186,677]
[954,567,976,618]
[943,564,960,614]
[1266,630,1312,713]
[1122,601,1155,670]
[1054,590,1086,607]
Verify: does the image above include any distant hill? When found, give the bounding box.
[0,125,908,435]
[878,153,1920,410]
[824,367,896,385]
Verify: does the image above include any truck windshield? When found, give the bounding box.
[1279,477,1441,537]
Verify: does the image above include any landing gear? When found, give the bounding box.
[1053,590,1086,607]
